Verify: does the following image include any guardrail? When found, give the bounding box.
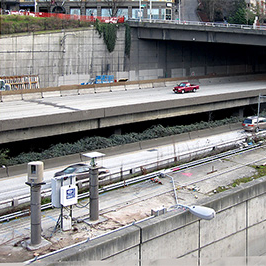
[1,73,264,102]
[0,77,181,102]
[128,18,266,31]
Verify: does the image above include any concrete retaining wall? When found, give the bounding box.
[1,26,266,89]
[35,176,266,265]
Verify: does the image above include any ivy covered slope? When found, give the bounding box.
[95,19,131,57]
[0,117,243,166]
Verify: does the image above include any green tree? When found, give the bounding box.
[0,149,9,166]
[228,0,253,24]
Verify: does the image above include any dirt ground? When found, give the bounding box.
[0,188,190,263]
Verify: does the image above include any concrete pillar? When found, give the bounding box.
[239,107,244,119]
[114,127,122,135]
[90,167,99,221]
[30,184,42,245]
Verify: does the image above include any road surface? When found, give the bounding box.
[1,80,266,122]
[181,0,200,22]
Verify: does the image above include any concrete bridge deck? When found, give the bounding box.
[128,19,266,46]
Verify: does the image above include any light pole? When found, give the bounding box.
[160,170,216,220]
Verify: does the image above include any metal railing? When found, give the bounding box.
[128,18,266,31]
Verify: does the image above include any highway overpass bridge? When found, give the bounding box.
[127,20,266,80]
[1,74,266,144]
[128,19,266,46]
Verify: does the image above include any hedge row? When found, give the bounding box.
[3,116,242,166]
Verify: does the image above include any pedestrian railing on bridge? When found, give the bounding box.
[128,18,266,31]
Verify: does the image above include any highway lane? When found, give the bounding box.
[0,128,249,204]
[181,0,200,22]
[1,79,266,121]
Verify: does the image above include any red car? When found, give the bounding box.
[173,82,199,93]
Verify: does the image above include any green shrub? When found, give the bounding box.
[2,116,244,166]
[0,149,9,166]
[125,23,131,57]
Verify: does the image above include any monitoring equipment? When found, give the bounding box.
[51,175,76,208]
[60,184,78,206]
[27,161,44,184]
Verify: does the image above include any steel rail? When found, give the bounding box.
[0,141,263,223]
[0,134,245,210]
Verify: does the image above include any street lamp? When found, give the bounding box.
[160,169,216,220]
[170,203,216,220]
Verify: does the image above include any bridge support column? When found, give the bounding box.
[239,107,244,119]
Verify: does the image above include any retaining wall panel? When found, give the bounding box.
[200,231,246,265]
[141,220,199,260]
[248,193,266,226]
[42,226,140,263]
[139,211,196,242]
[200,202,246,247]
[247,220,266,256]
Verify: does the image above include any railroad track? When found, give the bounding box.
[0,141,263,223]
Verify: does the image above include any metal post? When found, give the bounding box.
[164,173,178,205]
[257,94,261,129]
[149,0,152,21]
[30,184,42,245]
[139,0,142,21]
[90,166,99,221]
[179,0,181,23]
